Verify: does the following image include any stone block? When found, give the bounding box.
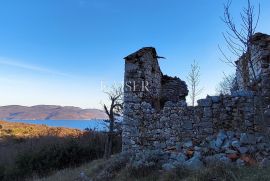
[197,98,212,107]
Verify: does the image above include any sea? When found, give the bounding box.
[5,120,107,131]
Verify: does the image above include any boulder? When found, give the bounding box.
[184,156,203,170]
[260,158,270,168]
[231,140,241,149]
[225,149,238,154]
[240,133,256,145]
[238,147,249,154]
[183,140,193,148]
[222,139,231,150]
[176,153,187,163]
[226,131,235,139]
[236,158,245,166]
[212,131,227,150]
[204,154,231,166]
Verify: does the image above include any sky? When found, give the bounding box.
[0,0,269,109]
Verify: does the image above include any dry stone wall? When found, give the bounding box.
[122,33,270,167]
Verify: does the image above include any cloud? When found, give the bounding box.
[0,57,70,77]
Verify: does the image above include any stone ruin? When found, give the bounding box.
[122,33,270,168]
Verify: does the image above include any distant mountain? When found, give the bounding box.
[0,105,108,120]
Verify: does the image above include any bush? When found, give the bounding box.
[0,165,5,181]
[0,131,121,181]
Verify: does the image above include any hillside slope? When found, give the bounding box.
[0,120,82,138]
[35,155,270,181]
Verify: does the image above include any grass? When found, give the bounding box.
[35,156,270,181]
[32,159,106,181]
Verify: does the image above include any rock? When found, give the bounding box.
[256,136,265,143]
[209,140,219,151]
[225,149,238,154]
[203,107,212,117]
[256,143,267,150]
[217,131,227,141]
[231,90,254,97]
[214,131,227,149]
[227,131,235,139]
[240,133,256,144]
[177,100,187,107]
[238,147,249,154]
[182,122,193,130]
[203,128,214,134]
[193,151,202,159]
[231,140,241,149]
[170,153,178,160]
[184,156,203,170]
[222,139,231,150]
[265,109,270,117]
[210,96,221,103]
[247,145,257,153]
[227,153,239,161]
[154,142,166,149]
[244,120,253,127]
[79,172,91,181]
[175,153,187,162]
[194,146,201,151]
[162,163,176,171]
[204,154,231,166]
[175,143,181,151]
[236,159,245,166]
[183,140,193,148]
[197,98,212,107]
[260,158,270,168]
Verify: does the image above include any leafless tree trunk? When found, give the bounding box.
[103,85,123,159]
[187,60,203,106]
[219,0,267,133]
[219,0,260,87]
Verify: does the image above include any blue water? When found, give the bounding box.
[6,120,107,131]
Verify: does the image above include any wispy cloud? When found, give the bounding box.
[0,57,70,77]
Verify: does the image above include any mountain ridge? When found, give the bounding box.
[0,105,108,120]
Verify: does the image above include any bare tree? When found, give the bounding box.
[216,73,236,95]
[219,0,269,133]
[187,60,203,106]
[103,85,123,159]
[219,0,260,88]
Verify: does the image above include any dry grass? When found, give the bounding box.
[35,157,270,181]
[0,120,82,140]
[32,159,105,181]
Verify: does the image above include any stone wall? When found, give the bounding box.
[123,92,259,152]
[122,33,270,166]
[236,33,270,113]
